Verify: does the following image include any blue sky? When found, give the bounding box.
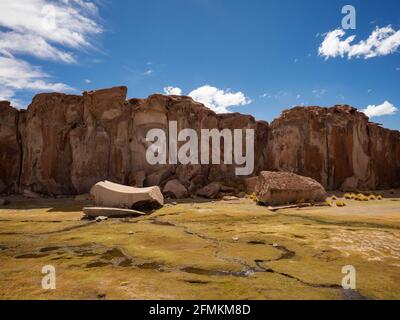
[0,0,399,129]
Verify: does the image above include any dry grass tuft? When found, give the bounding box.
[336,200,347,207]
[344,193,355,200]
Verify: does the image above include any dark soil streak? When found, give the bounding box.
[153,215,371,300]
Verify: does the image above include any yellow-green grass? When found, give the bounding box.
[0,194,399,300]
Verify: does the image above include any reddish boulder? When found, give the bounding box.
[197,182,221,199]
[255,171,327,205]
[163,179,188,199]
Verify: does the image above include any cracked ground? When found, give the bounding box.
[0,194,400,300]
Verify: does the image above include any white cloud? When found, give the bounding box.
[84,79,92,84]
[0,56,73,91]
[0,87,16,101]
[0,31,75,63]
[319,26,400,59]
[188,85,251,113]
[312,89,327,98]
[0,0,102,49]
[318,29,355,59]
[143,69,154,76]
[0,0,102,105]
[362,101,398,118]
[163,85,251,113]
[164,86,182,96]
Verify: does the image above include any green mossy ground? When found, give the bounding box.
[0,193,399,300]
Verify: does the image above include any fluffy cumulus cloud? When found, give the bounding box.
[319,26,400,59]
[164,86,182,96]
[163,85,251,113]
[189,85,251,113]
[362,101,398,118]
[0,0,102,106]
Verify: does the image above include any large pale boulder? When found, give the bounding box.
[90,180,164,211]
[255,171,326,206]
[163,179,188,199]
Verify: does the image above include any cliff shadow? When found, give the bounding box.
[0,195,89,213]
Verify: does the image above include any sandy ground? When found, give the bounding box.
[0,192,399,300]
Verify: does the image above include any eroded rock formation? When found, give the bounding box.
[0,101,21,193]
[267,106,400,190]
[0,86,399,195]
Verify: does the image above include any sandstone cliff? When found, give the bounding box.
[0,86,399,195]
[267,106,400,190]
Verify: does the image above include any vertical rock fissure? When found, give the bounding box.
[16,110,24,192]
[325,122,331,190]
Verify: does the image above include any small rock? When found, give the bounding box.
[222,196,239,201]
[128,231,134,235]
[95,216,108,222]
[163,179,188,199]
[81,213,93,220]
[97,293,106,300]
[197,182,221,199]
[0,199,10,206]
[220,185,235,193]
[23,189,41,199]
[171,202,177,206]
[120,282,129,287]
[232,236,239,241]
[272,243,279,247]
[75,193,93,201]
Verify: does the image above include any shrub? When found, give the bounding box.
[368,195,376,201]
[249,193,258,202]
[355,194,369,201]
[336,201,346,207]
[344,193,355,200]
[377,195,383,200]
[331,195,337,200]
